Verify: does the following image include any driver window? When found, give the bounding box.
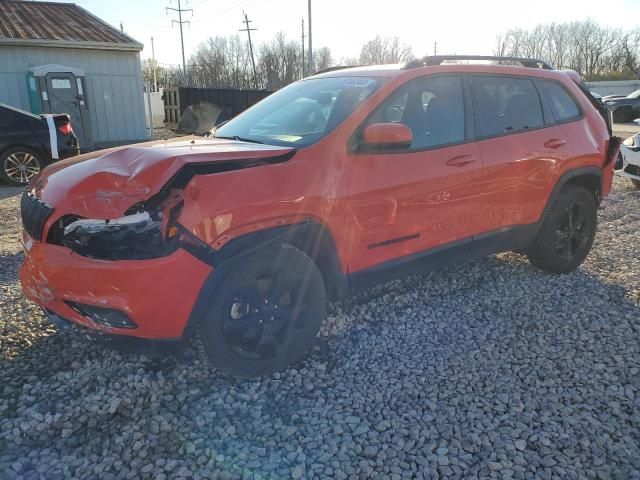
[365,75,465,150]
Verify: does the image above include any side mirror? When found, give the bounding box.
[362,123,412,149]
[634,118,640,126]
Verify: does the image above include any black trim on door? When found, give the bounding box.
[349,222,541,293]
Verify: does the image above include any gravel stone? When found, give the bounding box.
[2,172,640,478]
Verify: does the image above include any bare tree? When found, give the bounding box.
[495,20,640,80]
[359,36,414,65]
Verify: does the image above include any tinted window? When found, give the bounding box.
[539,80,581,122]
[471,76,543,137]
[365,75,465,149]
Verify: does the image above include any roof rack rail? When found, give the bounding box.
[312,65,358,76]
[404,55,554,70]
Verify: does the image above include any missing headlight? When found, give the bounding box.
[63,211,177,260]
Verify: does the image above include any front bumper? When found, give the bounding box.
[20,235,212,339]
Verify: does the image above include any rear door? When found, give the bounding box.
[469,74,573,233]
[344,74,486,273]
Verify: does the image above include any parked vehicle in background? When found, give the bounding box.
[0,104,79,186]
[20,56,619,377]
[614,118,640,188]
[602,89,640,123]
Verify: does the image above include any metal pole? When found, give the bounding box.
[167,0,192,80]
[151,36,157,92]
[240,12,258,88]
[307,0,313,75]
[178,0,186,75]
[301,17,306,78]
[145,82,154,139]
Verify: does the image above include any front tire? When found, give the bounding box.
[200,243,327,377]
[527,185,597,274]
[1,147,43,186]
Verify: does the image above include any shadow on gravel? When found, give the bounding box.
[0,186,23,201]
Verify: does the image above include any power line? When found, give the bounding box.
[167,0,193,75]
[191,0,261,24]
[239,11,258,88]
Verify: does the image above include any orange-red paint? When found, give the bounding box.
[20,64,615,339]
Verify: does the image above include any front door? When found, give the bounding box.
[44,73,88,149]
[344,74,486,274]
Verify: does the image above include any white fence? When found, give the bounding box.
[585,80,640,97]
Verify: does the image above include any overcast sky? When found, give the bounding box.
[64,0,640,66]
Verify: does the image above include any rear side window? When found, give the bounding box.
[471,76,544,137]
[538,80,581,123]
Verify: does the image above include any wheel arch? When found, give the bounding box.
[549,166,602,208]
[184,220,348,335]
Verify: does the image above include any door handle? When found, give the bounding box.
[446,154,477,167]
[544,138,567,149]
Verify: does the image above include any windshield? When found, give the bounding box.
[628,89,640,99]
[214,76,381,147]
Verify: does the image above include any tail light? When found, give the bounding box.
[58,123,73,135]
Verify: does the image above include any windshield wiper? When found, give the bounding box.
[214,135,264,144]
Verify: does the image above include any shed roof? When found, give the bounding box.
[0,1,143,51]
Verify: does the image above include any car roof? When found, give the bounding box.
[312,63,574,83]
[311,55,574,82]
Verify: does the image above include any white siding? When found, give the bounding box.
[0,45,146,147]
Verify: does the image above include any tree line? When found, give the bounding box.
[142,19,640,91]
[142,34,413,91]
[495,20,640,80]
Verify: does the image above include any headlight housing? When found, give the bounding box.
[60,189,183,260]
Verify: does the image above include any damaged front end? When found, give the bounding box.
[48,189,184,261]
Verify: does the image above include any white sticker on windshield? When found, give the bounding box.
[334,78,376,88]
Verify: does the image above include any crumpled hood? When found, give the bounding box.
[34,138,295,218]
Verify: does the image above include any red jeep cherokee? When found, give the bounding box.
[20,56,619,377]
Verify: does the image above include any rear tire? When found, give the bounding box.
[0,147,43,186]
[200,243,327,378]
[527,185,597,274]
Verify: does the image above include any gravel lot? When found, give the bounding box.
[2,152,640,478]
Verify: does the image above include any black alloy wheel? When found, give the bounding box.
[222,268,312,360]
[200,243,326,377]
[527,185,597,274]
[554,202,590,261]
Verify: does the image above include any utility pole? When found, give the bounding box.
[120,21,124,32]
[151,36,158,92]
[239,11,258,88]
[167,0,192,77]
[301,17,306,78]
[307,0,313,75]
[433,41,437,55]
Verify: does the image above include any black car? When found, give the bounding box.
[0,103,79,186]
[602,89,640,123]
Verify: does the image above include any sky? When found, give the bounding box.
[61,0,640,67]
